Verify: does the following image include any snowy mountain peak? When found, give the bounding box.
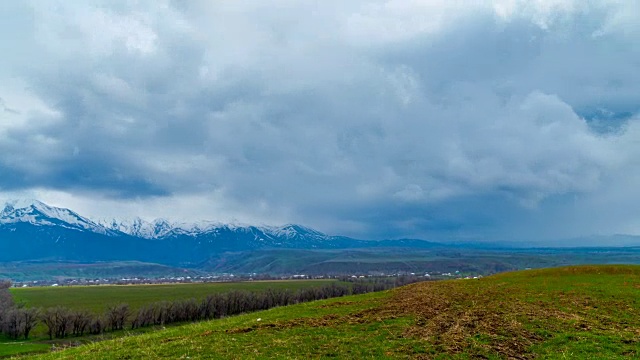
[3,198,47,211]
[263,224,327,239]
[1,199,107,234]
[95,217,273,239]
[96,217,173,239]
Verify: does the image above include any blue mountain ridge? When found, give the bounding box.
[0,200,440,266]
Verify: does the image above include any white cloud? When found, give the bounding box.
[32,1,159,57]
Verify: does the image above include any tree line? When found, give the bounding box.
[0,280,39,340]
[1,276,424,340]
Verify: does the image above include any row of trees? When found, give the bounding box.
[342,275,425,294]
[38,283,354,339]
[1,280,40,340]
[1,276,425,340]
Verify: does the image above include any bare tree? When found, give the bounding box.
[1,309,23,339]
[152,301,172,326]
[131,305,154,329]
[209,293,227,319]
[21,307,39,339]
[106,304,130,331]
[40,307,72,339]
[200,295,216,320]
[0,280,14,329]
[70,310,92,337]
[89,316,106,335]
[40,308,57,340]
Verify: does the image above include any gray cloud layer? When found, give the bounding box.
[1,1,639,242]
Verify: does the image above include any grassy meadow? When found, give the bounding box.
[0,279,340,358]
[8,265,640,359]
[10,279,338,313]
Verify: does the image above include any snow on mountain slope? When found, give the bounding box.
[0,199,109,234]
[1,200,332,244]
[263,224,328,239]
[95,218,257,239]
[95,215,331,241]
[98,217,174,239]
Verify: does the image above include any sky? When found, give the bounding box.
[1,0,639,243]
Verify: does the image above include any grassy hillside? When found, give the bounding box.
[10,280,337,313]
[200,247,640,275]
[21,265,640,359]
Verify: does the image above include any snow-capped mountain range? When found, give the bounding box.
[0,199,325,241]
[0,199,435,265]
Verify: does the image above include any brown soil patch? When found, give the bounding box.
[223,281,548,358]
[224,278,633,359]
[380,281,544,359]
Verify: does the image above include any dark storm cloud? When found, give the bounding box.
[1,1,640,241]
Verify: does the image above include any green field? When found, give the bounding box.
[0,342,49,358]
[0,261,204,282]
[10,280,338,313]
[14,265,640,359]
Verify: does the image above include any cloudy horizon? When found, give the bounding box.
[1,1,639,243]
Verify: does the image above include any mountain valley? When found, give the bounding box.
[3,200,640,281]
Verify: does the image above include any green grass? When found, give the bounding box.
[0,338,49,358]
[25,291,404,359]
[11,280,338,313]
[16,265,640,359]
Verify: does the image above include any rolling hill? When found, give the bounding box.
[24,265,640,359]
